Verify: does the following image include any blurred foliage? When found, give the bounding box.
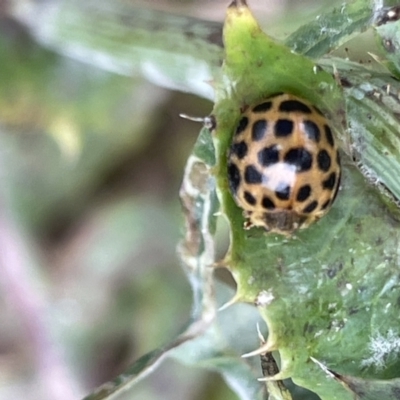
[0,5,210,399]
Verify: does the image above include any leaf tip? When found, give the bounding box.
[257,369,291,382]
[242,340,277,358]
[218,294,240,311]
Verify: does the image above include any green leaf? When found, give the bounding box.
[284,0,376,58]
[211,2,400,399]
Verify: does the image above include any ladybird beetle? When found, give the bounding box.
[227,93,341,235]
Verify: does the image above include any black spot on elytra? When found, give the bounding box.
[244,165,262,184]
[230,141,248,159]
[324,125,334,147]
[258,145,280,167]
[303,120,320,142]
[303,200,318,213]
[274,119,294,137]
[275,183,291,200]
[244,191,256,205]
[262,196,275,210]
[321,199,331,210]
[317,149,332,171]
[284,147,312,172]
[296,185,311,202]
[331,172,341,201]
[235,117,248,135]
[228,163,241,194]
[279,100,312,114]
[323,172,337,190]
[253,101,272,113]
[252,119,268,141]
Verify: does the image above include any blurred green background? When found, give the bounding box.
[0,1,373,399]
